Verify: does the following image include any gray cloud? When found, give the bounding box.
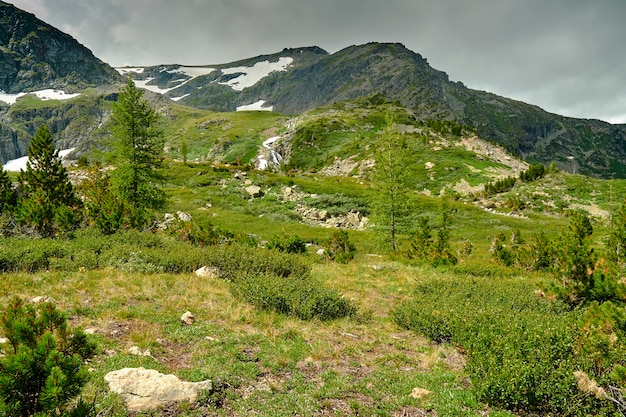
[9,0,626,123]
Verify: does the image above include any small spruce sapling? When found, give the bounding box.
[0,297,96,417]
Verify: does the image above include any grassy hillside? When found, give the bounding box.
[1,100,626,416]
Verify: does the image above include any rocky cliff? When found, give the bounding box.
[0,1,120,93]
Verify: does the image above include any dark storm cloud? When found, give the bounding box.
[10,0,626,123]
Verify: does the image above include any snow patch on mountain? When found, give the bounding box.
[116,66,216,95]
[219,57,293,91]
[3,148,76,172]
[0,89,80,105]
[236,100,273,112]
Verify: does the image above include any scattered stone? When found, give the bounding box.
[0,337,8,344]
[425,161,435,170]
[84,327,98,335]
[176,211,193,222]
[104,367,212,412]
[245,185,263,198]
[244,179,253,186]
[181,311,195,326]
[316,248,326,256]
[31,296,53,303]
[410,387,433,399]
[347,211,362,227]
[318,210,329,220]
[369,265,385,271]
[195,266,220,279]
[128,346,151,357]
[205,336,218,342]
[159,213,176,229]
[283,186,293,195]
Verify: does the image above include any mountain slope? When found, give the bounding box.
[0,1,120,92]
[130,42,626,178]
[0,0,624,180]
[0,1,123,163]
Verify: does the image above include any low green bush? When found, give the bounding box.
[266,234,307,254]
[231,272,355,321]
[392,277,617,416]
[0,231,310,278]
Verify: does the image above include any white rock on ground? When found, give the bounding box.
[104,367,212,411]
[181,311,195,325]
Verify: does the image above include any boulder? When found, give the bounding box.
[245,185,263,198]
[347,211,362,227]
[104,367,212,412]
[176,211,193,222]
[181,311,195,325]
[195,266,220,278]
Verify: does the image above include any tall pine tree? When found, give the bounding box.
[371,112,413,252]
[110,77,165,228]
[17,125,80,236]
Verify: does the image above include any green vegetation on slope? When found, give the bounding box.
[1,96,626,416]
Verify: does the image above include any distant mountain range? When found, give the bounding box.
[1,1,625,178]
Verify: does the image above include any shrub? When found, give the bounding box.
[231,272,355,321]
[205,244,311,281]
[266,234,307,254]
[304,194,369,217]
[391,277,615,416]
[322,230,356,264]
[553,211,625,306]
[0,297,96,417]
[489,232,514,267]
[520,163,547,182]
[484,176,516,196]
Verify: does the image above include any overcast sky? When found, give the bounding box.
[9,0,626,124]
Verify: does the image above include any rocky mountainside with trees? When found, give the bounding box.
[0,1,626,179]
[150,42,626,178]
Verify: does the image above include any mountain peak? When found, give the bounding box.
[0,1,120,93]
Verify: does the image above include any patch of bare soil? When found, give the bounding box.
[156,339,194,371]
[393,407,438,417]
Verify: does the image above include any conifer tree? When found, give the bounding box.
[0,297,95,417]
[607,199,626,269]
[0,166,17,214]
[80,165,124,235]
[371,112,412,251]
[17,125,80,236]
[109,77,165,228]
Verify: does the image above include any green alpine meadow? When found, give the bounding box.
[1,1,626,416]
